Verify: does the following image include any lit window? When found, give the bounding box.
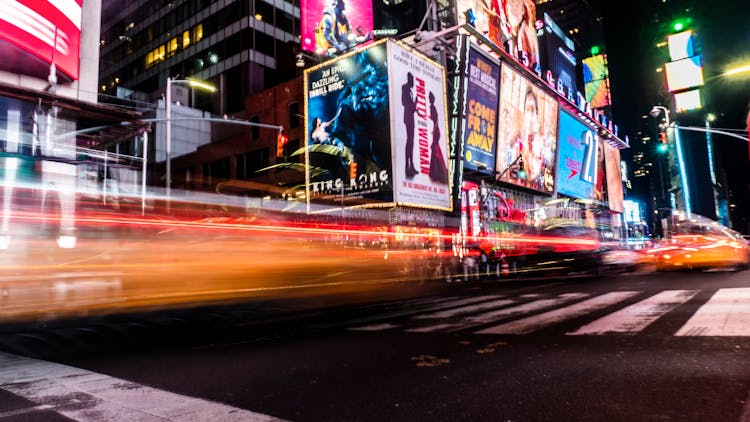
[194,24,203,42]
[168,37,178,57]
[157,45,165,60]
[183,31,190,48]
[146,51,154,68]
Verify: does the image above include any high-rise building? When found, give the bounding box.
[99,0,302,115]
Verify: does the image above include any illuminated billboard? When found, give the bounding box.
[556,110,598,200]
[604,143,624,213]
[462,47,500,174]
[668,30,694,61]
[582,54,611,108]
[388,40,451,210]
[665,56,704,92]
[496,64,558,194]
[303,39,451,211]
[538,13,577,99]
[674,88,702,112]
[300,0,374,56]
[456,0,540,70]
[304,40,392,205]
[0,0,82,80]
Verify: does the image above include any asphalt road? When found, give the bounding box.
[1,269,750,421]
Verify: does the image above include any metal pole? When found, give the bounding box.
[705,119,720,221]
[103,149,108,204]
[141,131,148,216]
[166,77,172,201]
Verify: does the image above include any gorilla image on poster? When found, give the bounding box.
[304,41,393,204]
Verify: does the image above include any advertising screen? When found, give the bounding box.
[462,47,500,174]
[605,143,624,213]
[388,40,451,211]
[496,64,558,194]
[582,54,610,108]
[665,56,704,92]
[668,30,694,61]
[304,41,393,205]
[456,0,539,70]
[300,0,373,56]
[0,0,82,80]
[539,13,577,98]
[555,110,598,200]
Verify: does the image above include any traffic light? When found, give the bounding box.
[657,131,668,153]
[276,132,288,158]
[671,17,692,32]
[590,45,600,56]
[517,157,527,180]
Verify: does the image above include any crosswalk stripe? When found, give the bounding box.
[0,352,284,422]
[568,290,699,335]
[676,287,750,336]
[409,293,587,333]
[475,291,640,335]
[413,298,516,319]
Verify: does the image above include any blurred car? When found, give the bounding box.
[518,223,603,277]
[649,218,750,271]
[600,244,650,273]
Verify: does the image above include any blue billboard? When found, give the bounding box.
[556,110,598,200]
[462,47,500,174]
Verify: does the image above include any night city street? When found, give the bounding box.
[1,0,750,421]
[1,271,750,421]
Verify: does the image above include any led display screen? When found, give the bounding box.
[0,0,82,80]
[605,143,624,213]
[388,40,451,211]
[555,110,598,200]
[665,56,704,92]
[456,0,540,70]
[304,41,393,205]
[582,54,611,108]
[539,13,577,98]
[496,64,558,194]
[462,47,500,174]
[300,0,373,56]
[674,88,702,112]
[668,30,694,61]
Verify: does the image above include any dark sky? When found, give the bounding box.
[599,0,750,233]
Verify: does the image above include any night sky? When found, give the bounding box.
[599,0,750,233]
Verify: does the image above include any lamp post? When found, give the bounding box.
[165,77,217,200]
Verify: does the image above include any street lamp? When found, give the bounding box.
[165,77,217,200]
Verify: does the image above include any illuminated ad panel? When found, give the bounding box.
[303,40,393,206]
[0,0,82,80]
[496,64,558,194]
[674,88,702,112]
[582,54,610,108]
[539,13,577,98]
[665,56,704,92]
[604,143,624,213]
[387,39,451,211]
[462,47,500,174]
[668,30,694,61]
[456,0,540,69]
[300,0,373,56]
[555,110,598,200]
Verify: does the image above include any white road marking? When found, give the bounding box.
[0,352,285,421]
[410,293,587,333]
[476,291,640,335]
[568,290,699,335]
[676,287,750,336]
[413,298,516,319]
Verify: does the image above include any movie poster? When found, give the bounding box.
[462,47,500,174]
[556,110,597,200]
[300,0,374,56]
[538,13,577,99]
[496,64,558,194]
[304,41,393,205]
[387,40,451,211]
[456,0,540,71]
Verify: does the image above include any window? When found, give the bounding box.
[251,115,260,139]
[167,37,178,57]
[182,30,190,48]
[193,24,203,43]
[288,102,300,128]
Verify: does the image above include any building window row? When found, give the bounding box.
[145,24,204,69]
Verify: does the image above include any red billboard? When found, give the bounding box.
[0,0,82,80]
[301,0,373,56]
